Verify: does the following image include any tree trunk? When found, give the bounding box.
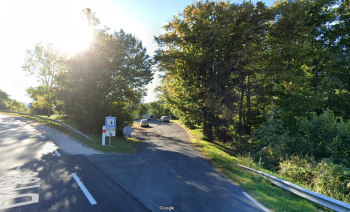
[238,73,245,136]
[246,75,251,135]
[48,89,51,117]
[203,120,214,142]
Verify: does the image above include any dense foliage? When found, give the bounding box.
[57,28,153,133]
[23,9,153,134]
[155,1,274,141]
[0,89,27,112]
[22,43,66,117]
[279,156,350,202]
[252,109,350,169]
[154,0,350,202]
[155,0,349,159]
[135,101,176,119]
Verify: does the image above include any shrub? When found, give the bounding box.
[279,157,350,203]
[279,155,316,185]
[251,109,350,170]
[312,159,350,202]
[299,109,350,166]
[250,114,296,170]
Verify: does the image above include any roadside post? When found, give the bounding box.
[123,126,132,142]
[105,116,116,146]
[102,126,106,146]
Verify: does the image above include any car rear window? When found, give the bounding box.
[142,120,148,123]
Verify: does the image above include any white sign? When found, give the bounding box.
[105,117,116,127]
[123,126,132,136]
[105,127,115,137]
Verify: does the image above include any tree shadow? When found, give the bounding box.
[87,141,259,212]
[1,153,84,211]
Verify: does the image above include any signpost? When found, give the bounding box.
[103,116,116,146]
[123,126,132,142]
[102,126,106,146]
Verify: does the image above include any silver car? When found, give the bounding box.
[140,119,149,127]
[160,116,169,122]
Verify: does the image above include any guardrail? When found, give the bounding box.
[0,111,94,141]
[237,164,350,212]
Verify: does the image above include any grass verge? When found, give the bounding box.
[1,112,140,153]
[171,119,333,212]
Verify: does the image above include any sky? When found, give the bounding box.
[0,0,275,105]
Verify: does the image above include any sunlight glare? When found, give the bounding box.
[37,142,57,157]
[7,0,96,56]
[52,21,94,55]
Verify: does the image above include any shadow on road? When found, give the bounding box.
[86,121,260,212]
[3,153,83,211]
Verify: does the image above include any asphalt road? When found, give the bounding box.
[87,119,266,212]
[0,114,149,212]
[0,114,267,212]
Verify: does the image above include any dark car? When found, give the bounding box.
[145,115,154,120]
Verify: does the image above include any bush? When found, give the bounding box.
[251,109,350,170]
[312,159,350,202]
[213,124,232,143]
[299,109,350,166]
[279,157,350,203]
[249,108,350,202]
[279,155,316,185]
[181,117,196,129]
[250,114,296,170]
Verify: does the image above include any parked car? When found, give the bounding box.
[160,116,170,122]
[140,119,149,127]
[145,115,154,120]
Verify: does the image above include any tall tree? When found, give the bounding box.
[264,0,343,130]
[137,103,149,118]
[22,43,66,117]
[58,9,154,133]
[155,1,273,141]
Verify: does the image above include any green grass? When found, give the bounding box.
[172,120,333,212]
[1,112,140,153]
[37,114,80,129]
[71,133,140,153]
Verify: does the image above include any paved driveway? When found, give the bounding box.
[87,120,265,212]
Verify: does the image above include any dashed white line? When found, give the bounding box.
[38,134,45,139]
[243,192,270,212]
[72,174,97,205]
[54,150,61,157]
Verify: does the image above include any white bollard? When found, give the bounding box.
[102,126,106,146]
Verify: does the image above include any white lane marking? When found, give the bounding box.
[54,150,61,157]
[243,192,270,212]
[38,134,45,139]
[72,174,97,205]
